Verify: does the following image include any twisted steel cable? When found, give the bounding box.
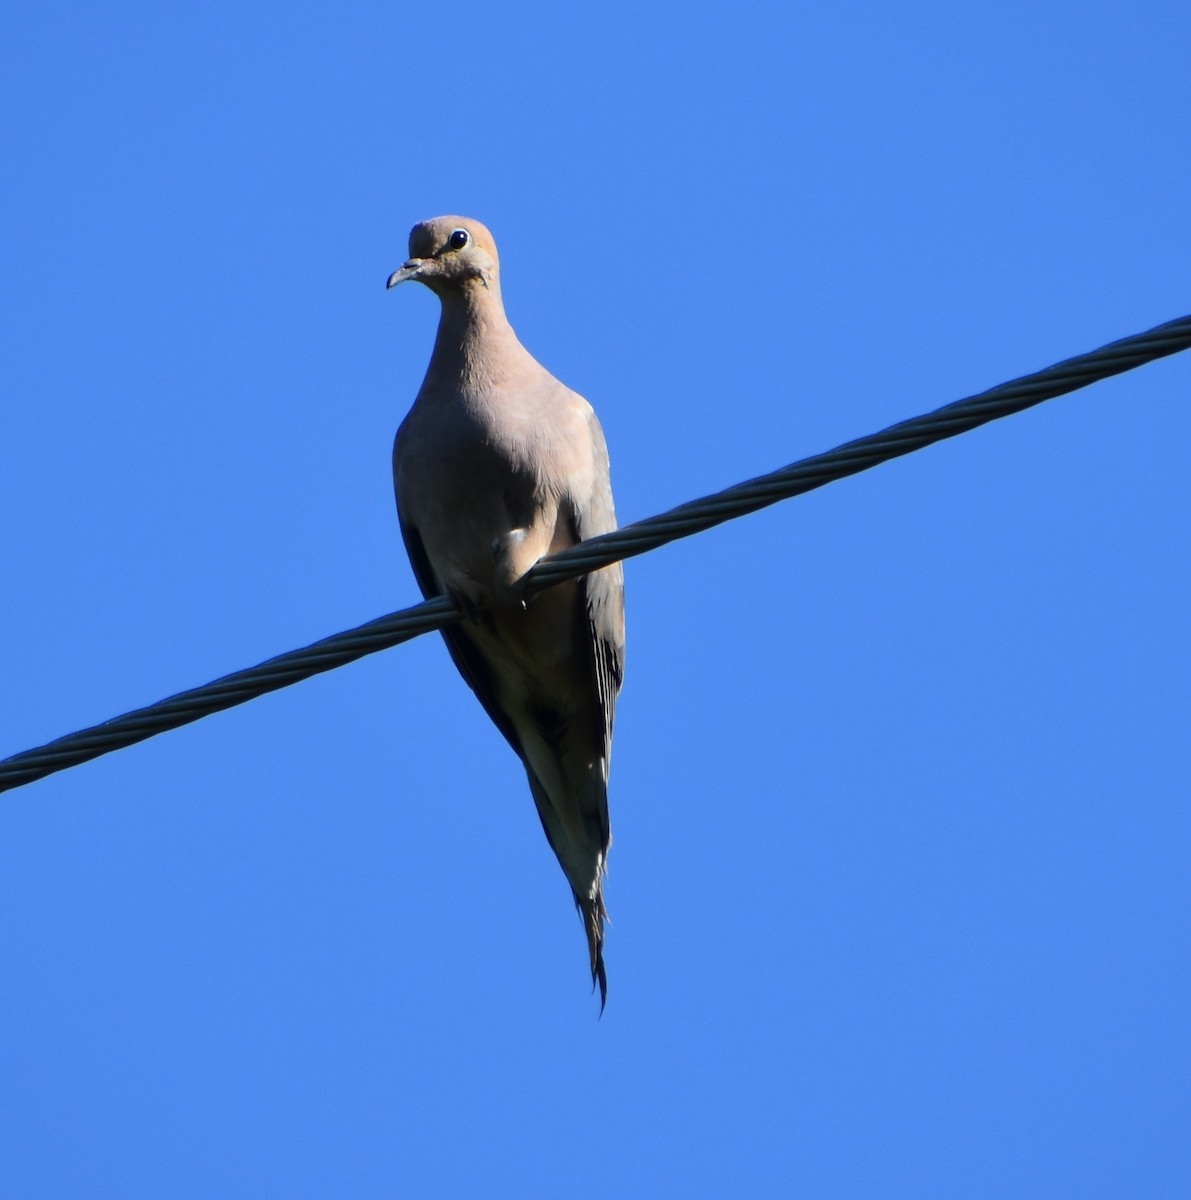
[2,312,1189,795]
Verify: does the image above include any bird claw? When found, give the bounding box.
[446,586,484,623]
[492,529,533,610]
[507,577,530,612]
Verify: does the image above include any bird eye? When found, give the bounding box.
[448,229,470,250]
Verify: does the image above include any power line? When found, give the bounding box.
[2,312,1189,795]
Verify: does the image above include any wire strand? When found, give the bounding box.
[2,312,1189,794]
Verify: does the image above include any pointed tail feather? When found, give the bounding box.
[526,769,611,1008]
[579,889,608,1012]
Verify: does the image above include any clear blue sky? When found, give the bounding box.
[2,2,1188,1196]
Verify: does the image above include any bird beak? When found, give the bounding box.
[386,259,425,289]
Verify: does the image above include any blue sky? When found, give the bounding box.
[2,2,1189,1196]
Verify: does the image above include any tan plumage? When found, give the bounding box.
[388,216,625,1006]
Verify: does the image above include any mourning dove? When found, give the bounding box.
[387,216,625,1007]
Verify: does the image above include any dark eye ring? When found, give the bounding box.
[448,228,470,250]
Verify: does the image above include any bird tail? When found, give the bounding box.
[526,769,611,1010]
[579,884,608,1014]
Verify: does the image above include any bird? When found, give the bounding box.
[387,216,625,1007]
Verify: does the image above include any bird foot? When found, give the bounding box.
[445,586,486,624]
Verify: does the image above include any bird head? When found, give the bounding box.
[386,216,500,296]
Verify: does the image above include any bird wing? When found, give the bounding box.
[567,410,626,764]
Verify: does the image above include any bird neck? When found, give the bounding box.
[429,282,532,389]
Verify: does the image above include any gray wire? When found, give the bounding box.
[2,312,1189,795]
